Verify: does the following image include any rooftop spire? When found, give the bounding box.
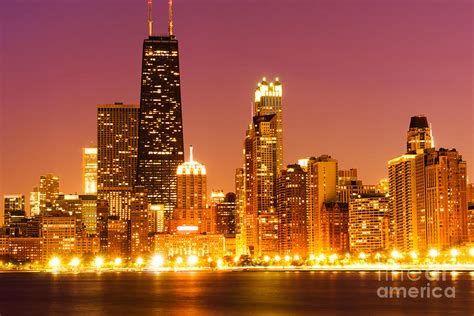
[189,145,193,162]
[147,0,153,37]
[168,0,174,36]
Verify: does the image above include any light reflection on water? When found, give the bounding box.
[0,271,472,315]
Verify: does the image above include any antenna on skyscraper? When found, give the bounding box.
[147,0,153,37]
[189,145,194,162]
[168,0,174,36]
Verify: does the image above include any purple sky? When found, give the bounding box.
[1,0,472,210]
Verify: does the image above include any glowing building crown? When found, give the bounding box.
[176,145,206,175]
[255,77,282,102]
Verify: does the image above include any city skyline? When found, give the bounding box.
[1,0,472,207]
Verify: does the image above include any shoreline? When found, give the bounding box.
[1,265,473,273]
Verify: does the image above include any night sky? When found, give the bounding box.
[1,0,472,209]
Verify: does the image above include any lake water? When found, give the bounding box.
[0,271,472,315]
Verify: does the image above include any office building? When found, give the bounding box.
[97,103,139,220]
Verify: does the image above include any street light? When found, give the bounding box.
[95,256,104,269]
[49,257,61,269]
[69,257,80,268]
[428,249,439,259]
[187,255,198,266]
[151,255,164,268]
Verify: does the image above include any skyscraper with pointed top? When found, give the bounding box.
[137,0,185,220]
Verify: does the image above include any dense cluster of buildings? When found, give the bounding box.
[1,1,473,264]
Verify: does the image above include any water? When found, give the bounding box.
[0,271,472,315]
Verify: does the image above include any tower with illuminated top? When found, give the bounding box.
[242,78,283,257]
[137,0,185,219]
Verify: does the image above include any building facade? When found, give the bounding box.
[82,147,98,194]
[349,195,390,253]
[97,103,139,220]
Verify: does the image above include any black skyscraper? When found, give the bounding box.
[137,1,185,218]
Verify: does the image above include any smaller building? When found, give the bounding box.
[152,231,225,258]
[349,195,389,253]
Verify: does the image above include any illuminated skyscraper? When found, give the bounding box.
[39,174,60,213]
[97,103,139,220]
[254,78,283,173]
[243,78,283,257]
[388,116,468,251]
[424,148,467,248]
[176,146,207,210]
[277,164,308,257]
[137,0,185,218]
[171,146,208,232]
[3,195,25,226]
[82,148,98,194]
[300,155,338,255]
[406,115,433,153]
[388,154,426,252]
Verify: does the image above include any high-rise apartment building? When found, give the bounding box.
[388,116,468,252]
[136,0,185,218]
[388,154,426,252]
[300,155,338,255]
[277,164,308,256]
[97,103,139,220]
[82,148,98,194]
[39,174,60,213]
[424,148,467,248]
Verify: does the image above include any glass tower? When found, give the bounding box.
[137,34,185,218]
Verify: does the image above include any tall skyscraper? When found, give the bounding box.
[301,155,338,255]
[97,103,139,220]
[243,78,283,257]
[406,115,434,153]
[137,0,185,218]
[388,115,468,252]
[176,146,207,210]
[39,174,60,213]
[254,77,283,172]
[424,148,467,248]
[277,164,308,257]
[82,148,98,194]
[3,195,25,227]
[388,153,425,252]
[171,146,208,232]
